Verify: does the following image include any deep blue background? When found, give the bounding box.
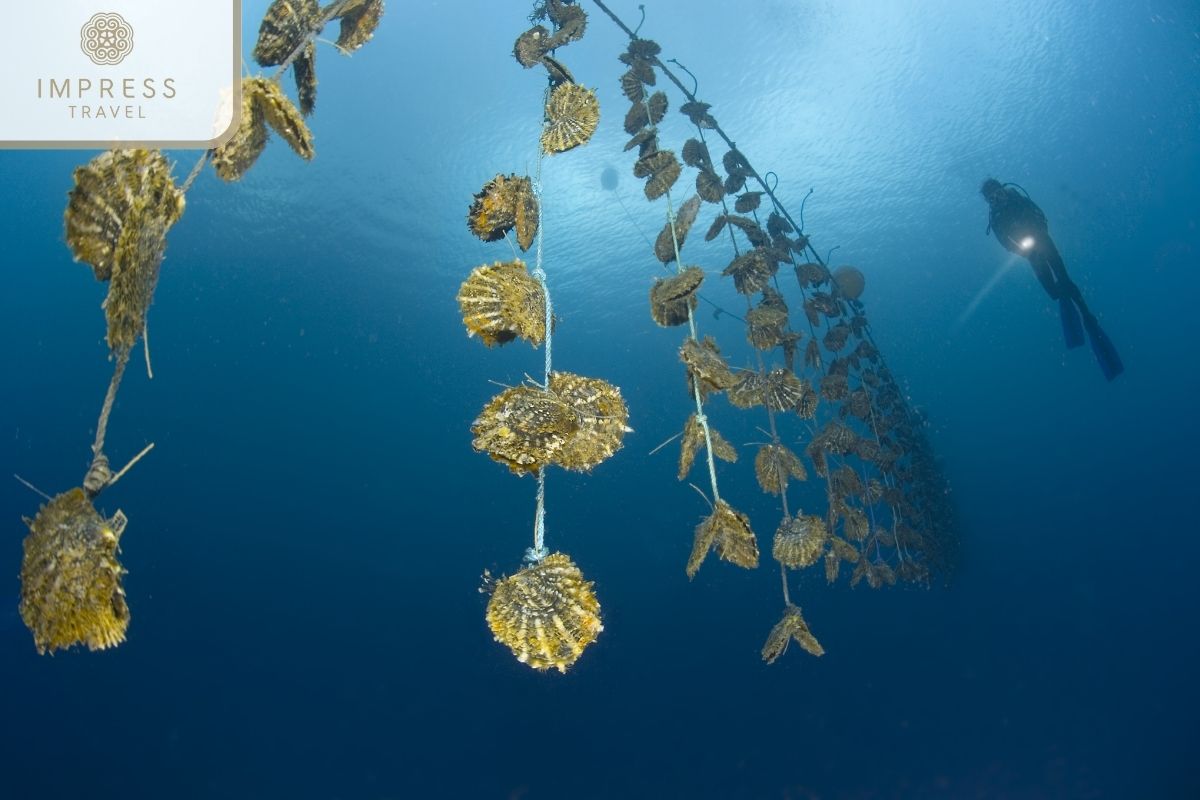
[1,1,1197,797]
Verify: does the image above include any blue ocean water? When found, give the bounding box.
[1,1,1197,797]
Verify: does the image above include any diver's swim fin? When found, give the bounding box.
[1059,297,1084,349]
[1084,316,1124,381]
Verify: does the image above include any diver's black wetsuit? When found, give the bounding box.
[986,187,1082,307]
[982,180,1123,380]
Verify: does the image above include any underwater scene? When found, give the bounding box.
[1,0,1198,797]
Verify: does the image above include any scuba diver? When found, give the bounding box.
[980,178,1124,381]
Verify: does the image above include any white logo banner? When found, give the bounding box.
[0,1,240,148]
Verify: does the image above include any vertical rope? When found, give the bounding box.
[180,151,210,195]
[663,174,721,505]
[534,160,552,388]
[531,467,547,561]
[92,350,130,459]
[528,149,551,563]
[641,88,722,506]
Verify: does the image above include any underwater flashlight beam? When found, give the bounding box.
[953,255,1021,335]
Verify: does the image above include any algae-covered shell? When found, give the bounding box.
[634,149,681,201]
[542,83,600,155]
[65,149,185,353]
[293,41,317,116]
[687,499,758,578]
[514,25,553,67]
[734,191,762,213]
[824,323,852,352]
[831,464,864,498]
[466,174,538,250]
[682,138,711,170]
[212,78,314,182]
[457,260,546,347]
[654,194,701,263]
[65,149,185,281]
[548,372,631,472]
[842,505,870,542]
[727,371,765,410]
[755,443,806,495]
[723,148,752,177]
[796,261,830,287]
[627,38,661,59]
[336,0,385,53]
[620,69,645,102]
[679,335,736,398]
[722,247,775,295]
[486,552,602,673]
[678,412,736,481]
[19,488,130,655]
[767,211,793,237]
[679,100,716,129]
[649,265,704,327]
[696,168,724,203]
[621,55,656,85]
[471,386,578,475]
[253,0,319,66]
[772,514,828,569]
[761,604,824,663]
[471,373,628,474]
[762,368,807,412]
[624,91,667,135]
[745,305,788,350]
[624,126,657,154]
[469,174,521,243]
[252,77,315,160]
[212,87,269,181]
[723,214,771,247]
[547,3,587,46]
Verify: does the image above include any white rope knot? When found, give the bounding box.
[524,545,549,564]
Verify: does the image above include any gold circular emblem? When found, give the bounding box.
[80,12,134,66]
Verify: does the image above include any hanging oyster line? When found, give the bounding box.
[861,380,915,566]
[17,1,386,656]
[670,198,721,505]
[680,97,803,617]
[619,4,951,556]
[469,1,622,673]
[593,0,835,277]
[595,0,935,443]
[606,1,960,656]
[621,38,763,582]
[528,147,552,564]
[181,0,358,195]
[706,138,803,606]
[646,88,721,506]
